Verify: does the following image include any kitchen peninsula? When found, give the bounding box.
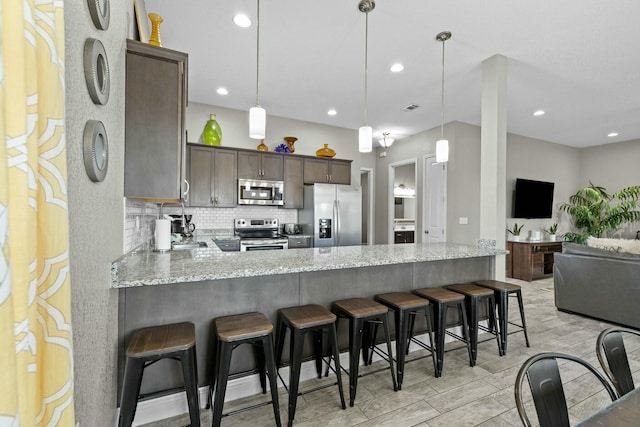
[112,242,506,396]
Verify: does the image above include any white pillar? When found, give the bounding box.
[480,54,508,280]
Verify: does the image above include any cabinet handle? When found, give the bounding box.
[211,195,218,205]
[182,179,190,202]
[329,174,332,182]
[326,174,329,182]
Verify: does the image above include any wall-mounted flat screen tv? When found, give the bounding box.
[513,178,554,218]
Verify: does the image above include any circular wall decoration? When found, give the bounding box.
[83,120,109,182]
[87,0,110,30]
[83,38,110,105]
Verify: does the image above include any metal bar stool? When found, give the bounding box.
[474,280,530,354]
[119,322,200,427]
[331,298,397,407]
[413,287,472,377]
[275,304,346,427]
[209,312,281,427]
[444,283,503,365]
[373,292,435,389]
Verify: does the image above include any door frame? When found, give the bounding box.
[422,154,447,242]
[360,168,374,245]
[388,158,418,244]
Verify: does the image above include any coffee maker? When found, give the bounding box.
[169,214,195,237]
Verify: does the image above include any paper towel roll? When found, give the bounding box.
[155,219,171,251]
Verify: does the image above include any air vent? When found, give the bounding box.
[403,104,420,111]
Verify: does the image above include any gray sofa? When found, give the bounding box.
[554,242,640,329]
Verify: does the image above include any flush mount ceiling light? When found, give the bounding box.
[435,31,451,163]
[378,132,394,147]
[249,0,266,139]
[533,110,545,116]
[358,0,375,153]
[233,14,252,28]
[216,87,229,95]
[390,63,404,72]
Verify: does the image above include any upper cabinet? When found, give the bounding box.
[124,40,188,202]
[303,158,351,185]
[188,144,237,207]
[282,156,304,209]
[237,151,283,181]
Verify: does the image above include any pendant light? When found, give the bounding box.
[378,132,394,147]
[435,31,451,162]
[249,0,266,139]
[358,0,375,153]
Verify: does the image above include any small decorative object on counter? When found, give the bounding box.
[316,143,336,158]
[274,143,291,153]
[202,114,222,145]
[257,139,268,151]
[283,136,297,153]
[148,12,163,47]
[507,223,524,242]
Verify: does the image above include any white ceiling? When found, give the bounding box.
[146,0,640,148]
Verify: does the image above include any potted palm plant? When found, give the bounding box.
[559,183,640,244]
[507,223,524,241]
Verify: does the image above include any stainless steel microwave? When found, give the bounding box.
[238,178,284,206]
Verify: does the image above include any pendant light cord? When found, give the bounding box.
[363,11,369,126]
[255,0,261,107]
[440,37,445,138]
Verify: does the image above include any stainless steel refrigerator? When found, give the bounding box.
[299,183,362,247]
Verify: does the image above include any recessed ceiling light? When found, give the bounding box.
[233,14,252,28]
[390,63,404,73]
[533,110,545,116]
[608,132,619,137]
[216,87,229,95]
[327,109,337,116]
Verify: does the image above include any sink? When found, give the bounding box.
[171,242,208,250]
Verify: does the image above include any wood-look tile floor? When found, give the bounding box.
[140,277,640,427]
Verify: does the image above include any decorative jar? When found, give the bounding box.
[202,114,222,146]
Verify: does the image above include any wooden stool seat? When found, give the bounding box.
[474,280,530,353]
[445,283,494,298]
[280,304,336,329]
[374,292,434,389]
[414,287,465,303]
[214,312,273,342]
[333,298,389,318]
[119,322,200,427]
[375,292,431,310]
[126,322,195,358]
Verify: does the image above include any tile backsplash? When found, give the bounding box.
[124,199,298,253]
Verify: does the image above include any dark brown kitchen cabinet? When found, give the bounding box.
[124,40,188,202]
[283,156,303,208]
[303,158,351,185]
[187,144,237,207]
[237,151,283,181]
[394,231,415,244]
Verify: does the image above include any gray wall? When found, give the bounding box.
[579,139,640,190]
[65,0,132,424]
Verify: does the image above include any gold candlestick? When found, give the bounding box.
[148,13,163,47]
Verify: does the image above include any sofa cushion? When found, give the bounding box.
[586,237,640,255]
[563,242,640,261]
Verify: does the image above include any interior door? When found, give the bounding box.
[423,156,447,242]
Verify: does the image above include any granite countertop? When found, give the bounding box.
[111,241,507,288]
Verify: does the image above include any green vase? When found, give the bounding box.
[202,114,222,145]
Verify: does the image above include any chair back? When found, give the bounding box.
[596,327,640,397]
[515,352,617,427]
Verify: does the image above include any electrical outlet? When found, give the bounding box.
[459,217,468,225]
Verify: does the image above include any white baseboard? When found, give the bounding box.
[122,331,458,426]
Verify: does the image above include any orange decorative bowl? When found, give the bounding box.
[316,144,336,158]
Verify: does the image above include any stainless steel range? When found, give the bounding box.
[235,218,289,251]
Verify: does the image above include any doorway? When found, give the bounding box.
[422,155,447,242]
[360,168,374,245]
[388,159,417,244]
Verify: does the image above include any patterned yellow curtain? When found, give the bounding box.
[1,0,75,426]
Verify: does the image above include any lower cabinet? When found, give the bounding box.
[510,241,562,281]
[188,144,237,207]
[394,231,415,244]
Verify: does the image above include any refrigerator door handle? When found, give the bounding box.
[333,200,339,246]
[336,199,341,246]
